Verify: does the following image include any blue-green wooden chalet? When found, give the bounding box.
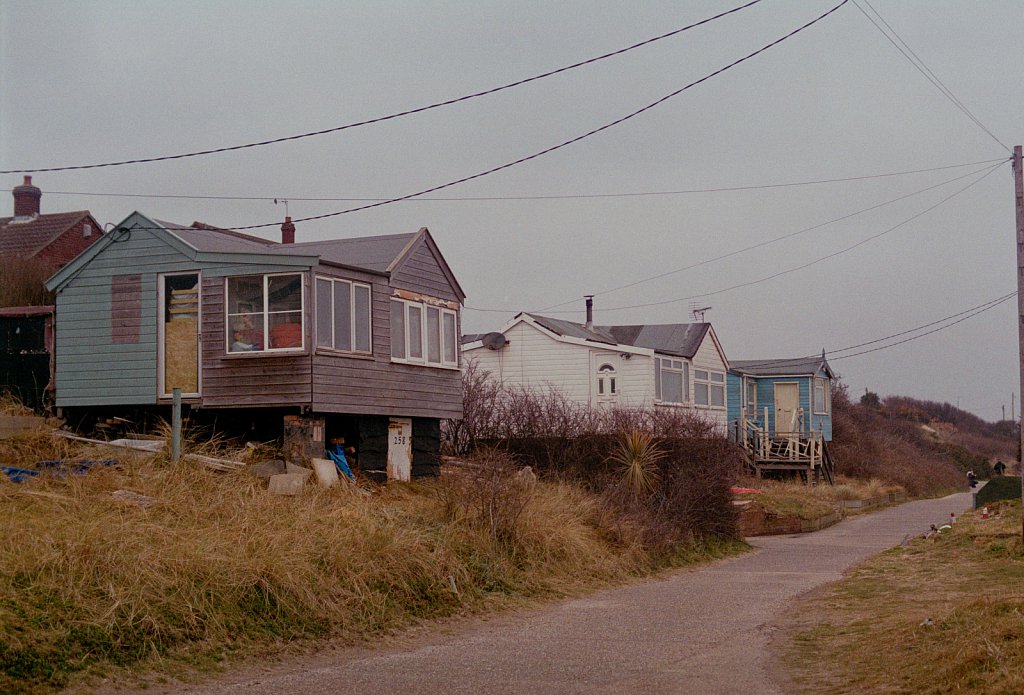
[726,354,837,481]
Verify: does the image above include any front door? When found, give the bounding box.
[774,382,800,435]
[159,273,200,397]
[387,417,412,481]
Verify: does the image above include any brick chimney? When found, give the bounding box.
[281,216,295,244]
[13,175,41,217]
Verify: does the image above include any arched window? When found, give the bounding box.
[597,363,617,396]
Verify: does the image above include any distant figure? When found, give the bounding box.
[993,460,1007,476]
[966,470,977,488]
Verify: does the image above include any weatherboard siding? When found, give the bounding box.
[689,331,729,429]
[390,238,460,303]
[465,321,592,402]
[311,264,463,419]
[54,227,173,406]
[725,370,832,441]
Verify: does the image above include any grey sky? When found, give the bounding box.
[2,1,1021,420]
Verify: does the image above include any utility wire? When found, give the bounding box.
[0,0,765,175]
[7,157,1006,203]
[852,0,1009,153]
[467,159,1005,315]
[578,160,1005,312]
[536,160,1003,312]
[732,291,1017,370]
[206,0,853,231]
[829,292,1016,361]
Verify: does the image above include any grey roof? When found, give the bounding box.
[156,220,416,273]
[525,313,711,358]
[730,356,835,378]
[158,220,276,254]
[283,233,415,272]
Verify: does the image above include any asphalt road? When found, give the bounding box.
[174,492,972,695]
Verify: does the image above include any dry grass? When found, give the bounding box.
[779,501,1024,694]
[734,476,905,521]
[0,431,742,693]
[0,394,36,417]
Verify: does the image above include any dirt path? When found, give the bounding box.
[169,492,971,695]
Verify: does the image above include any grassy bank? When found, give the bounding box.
[778,501,1024,694]
[0,434,741,693]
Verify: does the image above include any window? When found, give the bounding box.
[83,223,92,238]
[814,377,830,414]
[597,363,617,397]
[316,277,371,354]
[655,357,687,404]
[391,297,458,368]
[226,273,303,353]
[695,369,726,407]
[745,377,758,416]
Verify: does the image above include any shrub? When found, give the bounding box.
[0,254,56,307]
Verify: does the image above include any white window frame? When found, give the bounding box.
[597,362,618,398]
[315,276,372,355]
[813,377,830,415]
[390,297,459,369]
[694,369,726,408]
[224,272,305,355]
[655,357,688,405]
[744,377,758,417]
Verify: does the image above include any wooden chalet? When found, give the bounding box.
[45,212,465,480]
[727,354,836,483]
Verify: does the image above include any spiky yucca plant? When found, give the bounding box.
[608,431,666,497]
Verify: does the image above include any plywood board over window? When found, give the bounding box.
[111,274,141,344]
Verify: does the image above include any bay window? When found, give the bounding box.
[655,357,688,404]
[391,298,458,368]
[226,273,303,353]
[316,277,371,354]
[695,369,726,407]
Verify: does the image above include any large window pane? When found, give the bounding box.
[390,300,406,359]
[426,307,441,363]
[695,383,709,406]
[408,305,423,359]
[334,281,352,351]
[268,275,301,312]
[316,278,332,347]
[354,285,370,352]
[227,276,262,314]
[655,359,662,401]
[442,312,457,363]
[711,385,725,407]
[664,370,683,403]
[268,312,302,348]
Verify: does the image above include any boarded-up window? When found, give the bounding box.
[111,274,141,344]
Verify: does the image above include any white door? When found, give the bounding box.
[387,417,412,481]
[774,383,800,434]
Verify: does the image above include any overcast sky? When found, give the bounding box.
[2,1,1022,420]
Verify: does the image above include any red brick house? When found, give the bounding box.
[1,176,103,268]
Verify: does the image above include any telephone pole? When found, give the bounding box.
[1013,145,1024,542]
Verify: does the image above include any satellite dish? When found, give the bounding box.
[481,332,508,350]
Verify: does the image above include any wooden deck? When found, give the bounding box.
[733,412,834,484]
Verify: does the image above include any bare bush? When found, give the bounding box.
[437,448,535,545]
[0,254,56,307]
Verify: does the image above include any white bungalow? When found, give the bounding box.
[461,309,730,428]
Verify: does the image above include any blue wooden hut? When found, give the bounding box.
[726,353,836,482]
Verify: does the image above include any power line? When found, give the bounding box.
[214,0,854,231]
[7,157,1006,203]
[466,160,1005,315]
[585,161,1005,312]
[852,0,1009,153]
[0,0,765,175]
[537,160,1004,312]
[732,291,1017,370]
[830,292,1016,361]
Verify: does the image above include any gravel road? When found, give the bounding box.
[173,492,971,695]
